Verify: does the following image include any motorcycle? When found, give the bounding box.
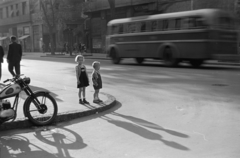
[0,75,58,126]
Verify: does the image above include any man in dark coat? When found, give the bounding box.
[7,36,22,77]
[0,45,4,80]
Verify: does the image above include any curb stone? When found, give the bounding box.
[0,92,116,131]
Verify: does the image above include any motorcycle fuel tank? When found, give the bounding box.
[0,84,21,99]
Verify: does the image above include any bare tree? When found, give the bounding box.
[40,0,57,55]
[40,0,85,55]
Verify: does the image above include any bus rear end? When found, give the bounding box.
[209,11,240,61]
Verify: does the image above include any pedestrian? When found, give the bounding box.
[65,42,69,54]
[48,43,51,52]
[42,43,45,53]
[81,43,86,54]
[7,36,22,77]
[91,61,103,103]
[0,45,4,80]
[73,42,78,55]
[75,55,90,104]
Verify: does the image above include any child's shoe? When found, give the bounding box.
[83,98,89,104]
[79,99,84,104]
[97,99,103,102]
[93,99,99,103]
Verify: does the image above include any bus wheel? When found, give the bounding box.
[189,59,203,67]
[135,58,144,64]
[163,48,179,67]
[111,49,121,64]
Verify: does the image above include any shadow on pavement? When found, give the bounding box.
[0,135,57,158]
[0,127,87,158]
[64,101,190,151]
[111,112,189,138]
[101,115,190,151]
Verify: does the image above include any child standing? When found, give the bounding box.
[75,55,89,104]
[91,61,103,103]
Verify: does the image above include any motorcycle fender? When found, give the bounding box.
[23,91,50,117]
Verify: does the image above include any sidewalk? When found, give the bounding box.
[0,56,116,131]
[42,52,110,60]
[36,52,240,66]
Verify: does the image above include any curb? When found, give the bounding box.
[40,55,111,60]
[0,92,116,131]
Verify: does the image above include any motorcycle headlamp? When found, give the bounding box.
[23,77,31,85]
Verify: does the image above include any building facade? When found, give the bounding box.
[0,0,33,52]
[83,0,238,53]
[0,0,86,52]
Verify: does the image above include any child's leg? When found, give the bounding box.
[96,90,102,102]
[82,87,89,104]
[96,89,100,99]
[94,89,99,100]
[82,87,86,99]
[79,88,82,99]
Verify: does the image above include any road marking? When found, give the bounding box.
[193,130,208,141]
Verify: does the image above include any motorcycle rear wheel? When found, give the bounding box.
[25,92,58,126]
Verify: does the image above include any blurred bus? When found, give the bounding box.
[106,9,239,67]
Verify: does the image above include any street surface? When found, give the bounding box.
[0,53,240,158]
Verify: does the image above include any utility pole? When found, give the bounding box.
[191,0,193,10]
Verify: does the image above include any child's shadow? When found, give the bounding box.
[111,112,189,138]
[19,85,63,102]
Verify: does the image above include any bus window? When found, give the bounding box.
[128,23,137,33]
[151,21,157,31]
[195,17,206,28]
[163,19,168,30]
[158,20,163,30]
[175,18,181,30]
[146,21,152,32]
[112,25,119,34]
[219,16,235,29]
[140,22,146,32]
[168,19,175,30]
[188,17,197,29]
[119,24,123,34]
[123,23,129,33]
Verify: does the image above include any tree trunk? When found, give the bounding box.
[108,0,115,20]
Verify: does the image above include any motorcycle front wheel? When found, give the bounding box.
[25,92,58,126]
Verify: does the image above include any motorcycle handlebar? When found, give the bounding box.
[3,79,9,83]
[3,74,24,83]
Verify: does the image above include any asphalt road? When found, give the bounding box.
[0,54,240,158]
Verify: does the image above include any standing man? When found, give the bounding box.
[7,36,22,77]
[0,45,4,80]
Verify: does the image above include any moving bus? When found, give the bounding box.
[106,9,239,67]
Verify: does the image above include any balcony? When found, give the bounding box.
[0,14,31,26]
[84,0,156,13]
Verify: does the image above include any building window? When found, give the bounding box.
[16,4,19,16]
[10,10,14,17]
[6,7,9,18]
[10,5,14,17]
[23,26,30,35]
[0,8,2,19]
[22,2,27,15]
